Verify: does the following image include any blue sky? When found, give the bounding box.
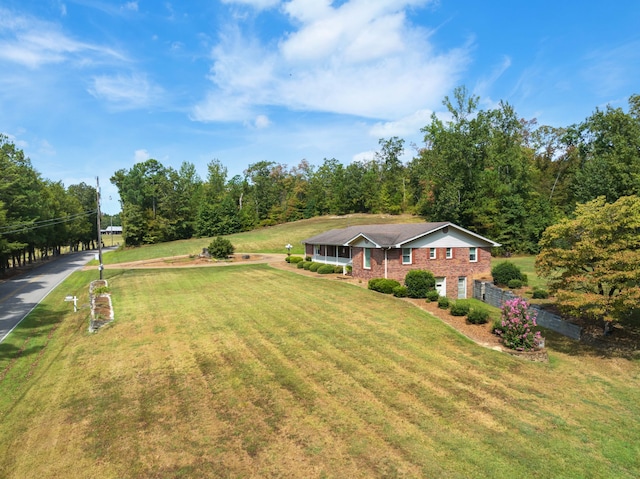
[1,0,639,214]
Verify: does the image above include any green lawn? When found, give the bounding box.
[0,264,638,478]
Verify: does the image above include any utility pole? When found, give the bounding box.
[96,177,104,280]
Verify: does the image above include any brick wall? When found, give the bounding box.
[352,246,492,298]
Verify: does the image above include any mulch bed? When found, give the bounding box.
[406,298,504,350]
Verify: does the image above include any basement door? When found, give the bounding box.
[458,277,467,299]
[435,277,446,297]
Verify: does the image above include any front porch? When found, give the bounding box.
[308,244,352,270]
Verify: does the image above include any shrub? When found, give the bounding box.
[333,265,343,273]
[317,264,336,274]
[309,262,322,272]
[437,296,450,309]
[289,256,304,264]
[368,278,402,294]
[425,290,440,302]
[393,286,409,298]
[302,261,313,270]
[491,261,526,286]
[492,316,503,335]
[345,265,352,274]
[467,308,490,324]
[450,300,471,316]
[305,256,312,261]
[507,279,523,289]
[532,288,549,299]
[404,270,436,298]
[297,261,306,269]
[93,286,110,295]
[497,298,542,351]
[208,236,234,259]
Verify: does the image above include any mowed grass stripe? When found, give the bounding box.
[127,270,624,476]
[101,268,640,478]
[0,265,639,478]
[126,267,500,476]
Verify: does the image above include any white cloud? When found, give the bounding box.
[221,0,280,9]
[38,139,56,156]
[193,0,469,123]
[0,8,125,68]
[581,40,640,97]
[134,149,151,162]
[191,26,278,121]
[89,73,164,109]
[254,115,271,129]
[369,109,433,138]
[352,150,376,164]
[1,132,29,149]
[474,55,511,109]
[122,1,139,12]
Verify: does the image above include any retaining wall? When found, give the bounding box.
[473,280,582,340]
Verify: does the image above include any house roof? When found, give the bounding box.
[302,222,501,248]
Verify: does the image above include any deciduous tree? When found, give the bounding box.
[536,195,640,327]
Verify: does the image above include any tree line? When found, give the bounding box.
[0,134,106,274]
[2,87,638,271]
[111,87,640,253]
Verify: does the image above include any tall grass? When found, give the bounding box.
[0,265,638,478]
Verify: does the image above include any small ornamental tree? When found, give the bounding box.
[496,298,542,351]
[208,236,235,259]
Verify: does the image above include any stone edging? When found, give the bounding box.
[89,279,114,333]
[504,348,549,362]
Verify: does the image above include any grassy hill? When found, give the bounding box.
[101,213,426,264]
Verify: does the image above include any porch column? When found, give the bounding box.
[384,249,388,278]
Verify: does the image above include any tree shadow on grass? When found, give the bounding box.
[544,327,640,360]
[0,303,65,361]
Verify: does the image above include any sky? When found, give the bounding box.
[1,0,639,214]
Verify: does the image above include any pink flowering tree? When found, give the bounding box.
[496,298,542,351]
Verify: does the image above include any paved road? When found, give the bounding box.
[0,251,99,343]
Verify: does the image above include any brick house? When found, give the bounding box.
[302,222,500,299]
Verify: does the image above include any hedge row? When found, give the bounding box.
[293,260,344,275]
[435,298,490,324]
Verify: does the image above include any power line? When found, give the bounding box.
[0,209,97,236]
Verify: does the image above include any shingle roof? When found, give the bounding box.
[302,222,500,248]
[302,222,447,247]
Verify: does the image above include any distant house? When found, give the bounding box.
[302,222,500,299]
[101,226,123,235]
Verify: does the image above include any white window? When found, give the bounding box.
[469,247,477,262]
[402,247,412,264]
[363,248,371,269]
[446,247,453,259]
[429,248,436,259]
